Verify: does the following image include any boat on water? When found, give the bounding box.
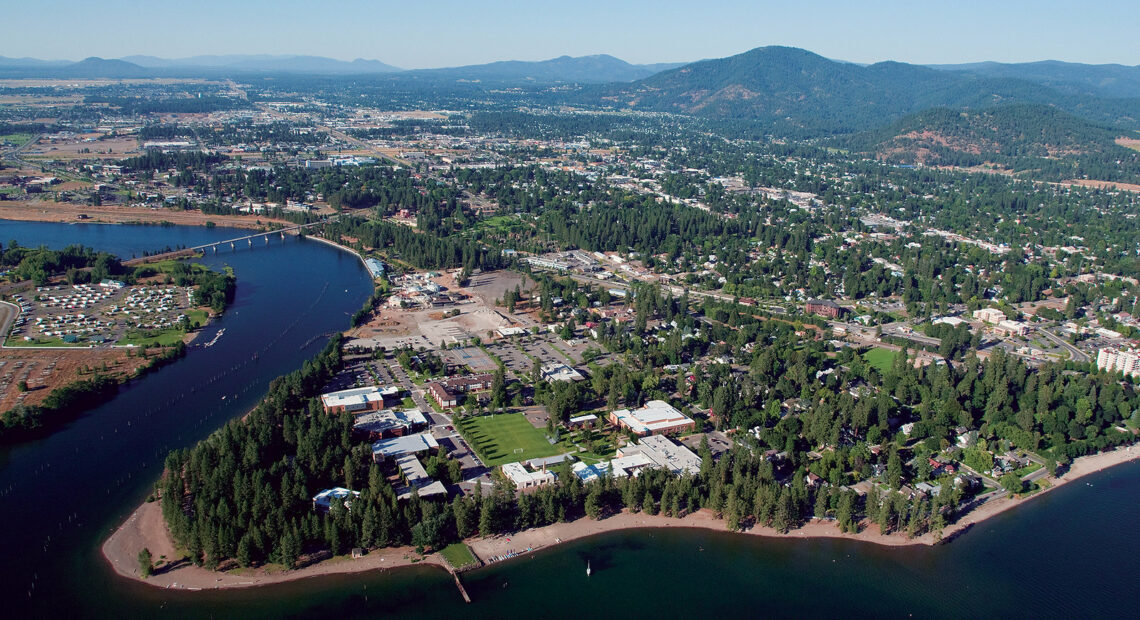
[586,561,591,577]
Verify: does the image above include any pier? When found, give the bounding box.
[452,572,471,604]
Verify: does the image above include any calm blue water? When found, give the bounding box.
[1,220,1137,619]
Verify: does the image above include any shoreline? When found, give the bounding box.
[0,200,294,230]
[101,443,1140,592]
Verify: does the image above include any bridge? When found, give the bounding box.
[123,218,334,266]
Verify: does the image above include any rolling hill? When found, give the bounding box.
[591,46,1140,136]
[841,104,1140,182]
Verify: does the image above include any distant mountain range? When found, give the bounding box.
[121,54,403,74]
[590,46,1140,137]
[403,54,684,83]
[3,46,1140,157]
[928,60,1140,99]
[0,53,680,82]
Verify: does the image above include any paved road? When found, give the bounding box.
[1038,326,1088,363]
[379,356,491,477]
[0,301,19,345]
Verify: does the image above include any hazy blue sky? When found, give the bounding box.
[4,0,1137,68]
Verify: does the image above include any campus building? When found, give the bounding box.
[352,408,428,440]
[502,461,557,489]
[371,433,440,463]
[426,372,495,408]
[805,299,845,318]
[572,435,701,480]
[320,386,399,415]
[609,400,695,436]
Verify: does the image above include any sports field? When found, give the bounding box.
[456,412,560,465]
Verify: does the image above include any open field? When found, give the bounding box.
[0,200,294,229]
[455,412,561,465]
[23,135,140,160]
[863,347,898,373]
[0,346,154,411]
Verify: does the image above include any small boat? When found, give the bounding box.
[586,561,591,577]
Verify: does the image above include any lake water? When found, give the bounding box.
[1,220,1137,619]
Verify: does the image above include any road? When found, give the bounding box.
[379,356,489,476]
[1038,326,1088,363]
[879,322,943,347]
[0,301,19,345]
[1,131,45,169]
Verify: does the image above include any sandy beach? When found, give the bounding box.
[101,501,448,591]
[102,443,1140,591]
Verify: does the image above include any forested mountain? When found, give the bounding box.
[588,46,1140,137]
[841,104,1140,182]
[930,60,1140,99]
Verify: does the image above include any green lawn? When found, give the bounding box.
[863,347,898,373]
[0,133,33,147]
[4,335,84,347]
[473,215,528,234]
[439,542,478,569]
[119,328,186,347]
[456,412,561,465]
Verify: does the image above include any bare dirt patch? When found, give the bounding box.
[0,346,153,411]
[0,200,294,229]
[1115,137,1140,151]
[1063,179,1140,193]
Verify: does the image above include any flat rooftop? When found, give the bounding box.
[611,400,693,434]
[321,385,398,410]
[354,408,427,434]
[371,433,439,459]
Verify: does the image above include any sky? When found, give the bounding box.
[3,0,1138,68]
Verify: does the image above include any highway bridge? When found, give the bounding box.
[123,218,333,266]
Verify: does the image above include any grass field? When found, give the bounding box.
[439,543,478,569]
[863,347,898,373]
[0,133,33,147]
[119,328,186,347]
[456,412,561,465]
[472,215,529,235]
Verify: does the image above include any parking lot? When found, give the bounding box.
[446,346,498,372]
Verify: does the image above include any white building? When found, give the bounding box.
[609,400,695,436]
[995,319,1030,337]
[607,435,702,477]
[502,461,557,489]
[1097,348,1140,378]
[312,487,360,512]
[973,308,1006,324]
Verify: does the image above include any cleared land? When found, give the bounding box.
[863,347,898,373]
[0,200,294,229]
[455,412,560,465]
[0,347,154,411]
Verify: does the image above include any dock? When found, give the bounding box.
[452,571,471,603]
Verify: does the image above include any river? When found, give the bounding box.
[2,220,1138,619]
